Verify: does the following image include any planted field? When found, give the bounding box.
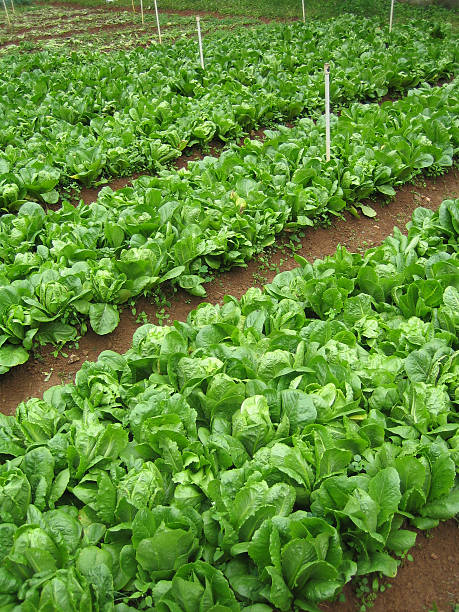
[0,6,259,52]
[54,0,459,22]
[1,82,457,373]
[0,0,458,610]
[1,200,458,611]
[0,15,457,204]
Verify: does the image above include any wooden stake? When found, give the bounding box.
[324,63,330,162]
[10,0,14,14]
[389,0,394,33]
[131,0,135,13]
[2,0,11,27]
[154,0,162,43]
[301,0,305,23]
[196,16,204,69]
[140,0,144,25]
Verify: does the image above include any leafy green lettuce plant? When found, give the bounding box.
[0,82,457,373]
[0,15,457,202]
[0,201,457,610]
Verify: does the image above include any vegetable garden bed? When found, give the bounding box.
[0,197,458,610]
[2,167,457,415]
[0,1,458,609]
[1,15,457,204]
[1,82,457,374]
[0,6,259,52]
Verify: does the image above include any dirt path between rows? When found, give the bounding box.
[323,519,458,612]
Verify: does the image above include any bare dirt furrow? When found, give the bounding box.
[321,519,459,611]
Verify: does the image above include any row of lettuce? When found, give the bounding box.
[0,16,457,204]
[0,200,457,610]
[0,81,457,374]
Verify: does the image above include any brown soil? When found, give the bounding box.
[321,520,459,612]
[78,174,142,204]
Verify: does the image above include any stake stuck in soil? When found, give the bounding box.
[2,0,11,27]
[196,15,204,69]
[154,0,161,43]
[324,62,331,161]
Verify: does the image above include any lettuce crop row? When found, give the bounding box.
[162,0,459,22]
[54,0,457,22]
[0,15,457,205]
[0,12,259,54]
[0,82,457,374]
[0,6,191,37]
[0,200,457,610]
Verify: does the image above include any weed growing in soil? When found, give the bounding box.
[135,311,149,325]
[356,576,393,611]
[156,307,169,325]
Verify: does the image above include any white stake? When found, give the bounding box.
[389,0,394,33]
[324,63,331,162]
[154,0,162,44]
[2,0,11,27]
[196,16,204,69]
[140,0,144,25]
[301,0,305,23]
